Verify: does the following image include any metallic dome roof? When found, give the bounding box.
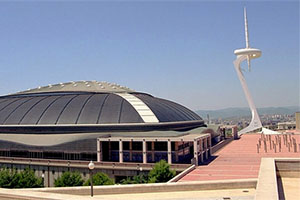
[0,81,204,133]
[13,80,134,95]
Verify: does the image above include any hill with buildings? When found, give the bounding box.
[195,106,299,119]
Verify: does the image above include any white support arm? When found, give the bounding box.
[233,55,262,135]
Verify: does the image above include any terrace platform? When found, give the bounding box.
[178,134,300,182]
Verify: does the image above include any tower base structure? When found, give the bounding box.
[233,54,263,135]
[261,127,282,135]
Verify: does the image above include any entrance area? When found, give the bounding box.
[97,133,211,166]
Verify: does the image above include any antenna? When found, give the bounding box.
[244,7,251,71]
[244,7,249,49]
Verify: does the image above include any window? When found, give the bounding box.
[132,142,142,150]
[123,142,129,150]
[154,142,167,151]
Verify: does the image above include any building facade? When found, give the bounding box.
[0,81,219,184]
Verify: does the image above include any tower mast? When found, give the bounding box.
[244,7,249,49]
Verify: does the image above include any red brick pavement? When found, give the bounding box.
[178,134,300,182]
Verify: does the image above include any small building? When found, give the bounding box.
[277,122,296,130]
[97,128,211,165]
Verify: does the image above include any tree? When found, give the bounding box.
[0,168,18,188]
[0,167,43,188]
[17,168,43,188]
[148,160,176,183]
[54,171,84,187]
[84,172,114,186]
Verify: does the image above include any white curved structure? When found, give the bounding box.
[116,93,159,123]
[233,8,262,135]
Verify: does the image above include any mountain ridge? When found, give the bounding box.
[195,106,299,119]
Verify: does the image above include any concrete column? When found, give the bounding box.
[97,140,102,162]
[119,140,123,163]
[47,165,50,187]
[200,139,204,163]
[175,142,179,162]
[142,140,147,164]
[232,126,238,139]
[167,140,172,164]
[182,142,185,157]
[108,141,112,161]
[193,139,199,166]
[129,140,133,162]
[151,142,155,162]
[208,136,212,156]
[204,138,208,159]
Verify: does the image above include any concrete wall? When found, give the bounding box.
[32,179,257,196]
[0,162,148,187]
[276,159,300,178]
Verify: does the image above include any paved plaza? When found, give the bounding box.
[179,134,300,182]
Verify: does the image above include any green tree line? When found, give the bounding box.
[0,160,175,188]
[0,168,43,188]
[55,160,175,186]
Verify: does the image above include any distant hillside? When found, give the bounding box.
[195,106,299,119]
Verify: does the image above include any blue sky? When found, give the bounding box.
[0,1,298,110]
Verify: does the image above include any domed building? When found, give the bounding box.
[0,81,217,165]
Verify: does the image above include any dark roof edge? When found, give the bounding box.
[0,120,206,134]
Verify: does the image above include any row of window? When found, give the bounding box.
[0,150,96,161]
[106,150,194,164]
[103,141,196,151]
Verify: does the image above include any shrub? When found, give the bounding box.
[148,160,176,183]
[84,172,114,186]
[0,168,18,188]
[17,168,43,188]
[54,171,84,187]
[0,167,43,188]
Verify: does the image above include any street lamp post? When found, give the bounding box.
[88,161,95,197]
[41,173,45,187]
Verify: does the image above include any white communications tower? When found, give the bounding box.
[233,8,263,135]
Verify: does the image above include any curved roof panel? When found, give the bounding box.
[133,94,202,122]
[0,94,144,125]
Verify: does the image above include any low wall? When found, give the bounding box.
[211,137,234,154]
[276,159,300,178]
[255,158,279,200]
[255,157,300,200]
[167,164,195,183]
[30,178,257,196]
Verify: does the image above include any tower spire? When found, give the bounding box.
[244,7,250,49]
[244,7,251,70]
